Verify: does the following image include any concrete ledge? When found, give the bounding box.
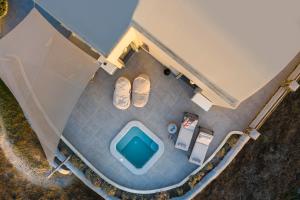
[287,80,299,92]
[247,129,261,140]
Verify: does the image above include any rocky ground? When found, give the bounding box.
[0,147,101,200]
[196,89,300,200]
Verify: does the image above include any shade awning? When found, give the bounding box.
[0,8,100,162]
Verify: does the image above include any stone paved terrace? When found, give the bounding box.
[63,50,295,191]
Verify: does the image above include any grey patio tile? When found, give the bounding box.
[69,107,92,128]
[82,82,104,105]
[63,117,82,138]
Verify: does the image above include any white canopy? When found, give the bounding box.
[0,8,99,162]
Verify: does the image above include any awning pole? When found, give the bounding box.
[47,155,71,179]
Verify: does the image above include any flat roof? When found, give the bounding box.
[133,0,300,102]
[35,0,138,55]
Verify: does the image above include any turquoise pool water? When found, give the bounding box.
[116,126,159,169]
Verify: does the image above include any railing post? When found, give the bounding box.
[245,128,261,140]
[284,80,299,92]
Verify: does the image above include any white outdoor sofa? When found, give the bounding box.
[191,90,213,112]
[189,129,214,166]
[175,113,199,151]
[113,77,131,110]
[132,74,151,108]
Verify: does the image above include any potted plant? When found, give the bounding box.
[0,0,8,19]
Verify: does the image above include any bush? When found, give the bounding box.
[155,192,170,200]
[85,168,104,187]
[84,168,96,182]
[0,0,8,18]
[216,147,226,159]
[203,162,213,172]
[101,182,117,196]
[175,187,184,196]
[188,172,205,189]
[227,134,239,147]
[120,192,131,200]
[84,168,117,196]
[70,155,87,171]
[58,140,72,157]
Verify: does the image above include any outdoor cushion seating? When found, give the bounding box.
[132,74,151,107]
[189,129,214,166]
[113,77,131,110]
[191,90,213,112]
[175,113,199,151]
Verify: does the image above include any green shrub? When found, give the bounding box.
[84,168,104,187]
[0,0,8,18]
[203,162,214,172]
[84,168,94,180]
[227,135,239,147]
[58,140,72,157]
[70,154,87,171]
[84,168,117,196]
[91,175,103,188]
[188,171,205,189]
[216,147,226,158]
[120,192,131,200]
[101,182,117,196]
[154,192,170,200]
[175,188,184,196]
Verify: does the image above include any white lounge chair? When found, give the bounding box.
[189,130,214,166]
[132,74,150,108]
[113,77,131,110]
[175,113,198,151]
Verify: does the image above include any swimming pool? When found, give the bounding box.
[110,121,164,175]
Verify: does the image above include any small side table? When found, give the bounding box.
[168,123,178,141]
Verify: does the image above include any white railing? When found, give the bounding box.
[249,64,300,130]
